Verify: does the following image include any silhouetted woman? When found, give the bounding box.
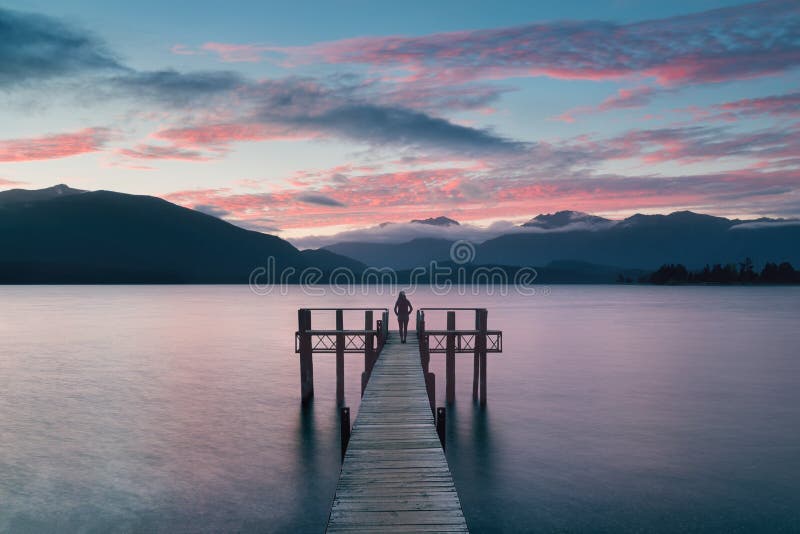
[394,291,413,343]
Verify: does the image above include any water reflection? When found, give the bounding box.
[447,402,500,531]
[1,286,799,533]
[285,400,340,533]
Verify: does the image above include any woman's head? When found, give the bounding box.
[398,291,407,300]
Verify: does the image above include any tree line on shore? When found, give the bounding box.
[617,259,800,285]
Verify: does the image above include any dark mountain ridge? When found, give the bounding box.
[3,185,797,282]
[0,184,85,206]
[325,237,455,271]
[409,216,460,226]
[521,210,611,229]
[0,187,362,283]
[324,210,800,270]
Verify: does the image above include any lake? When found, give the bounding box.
[1,286,798,532]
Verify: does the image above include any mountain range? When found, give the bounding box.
[520,210,613,229]
[1,186,798,283]
[0,185,362,283]
[323,210,800,271]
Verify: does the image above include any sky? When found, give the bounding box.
[1,0,798,241]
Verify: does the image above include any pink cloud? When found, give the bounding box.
[717,91,800,118]
[0,128,110,162]
[273,1,799,87]
[116,144,214,161]
[120,120,319,163]
[153,104,800,232]
[163,164,800,233]
[598,87,659,111]
[113,122,308,163]
[158,118,800,231]
[155,122,314,148]
[556,123,800,165]
[554,86,659,122]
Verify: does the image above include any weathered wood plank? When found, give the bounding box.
[328,526,468,533]
[326,334,468,532]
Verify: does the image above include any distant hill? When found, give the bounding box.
[298,248,365,273]
[0,184,85,206]
[324,211,800,270]
[0,186,363,283]
[480,211,800,269]
[521,210,611,229]
[4,186,797,283]
[325,238,454,270]
[409,216,460,227]
[388,260,646,284]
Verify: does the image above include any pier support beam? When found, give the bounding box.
[436,407,446,451]
[365,310,375,373]
[340,406,350,462]
[425,372,436,416]
[446,311,455,404]
[419,311,430,374]
[298,309,314,403]
[472,310,479,401]
[361,310,374,397]
[478,309,489,406]
[336,309,344,405]
[478,308,488,406]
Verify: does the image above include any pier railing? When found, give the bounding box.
[416,307,502,406]
[425,330,502,353]
[294,329,380,352]
[293,306,503,407]
[294,308,389,404]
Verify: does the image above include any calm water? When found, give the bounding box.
[1,286,798,533]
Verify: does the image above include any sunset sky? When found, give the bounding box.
[1,0,798,240]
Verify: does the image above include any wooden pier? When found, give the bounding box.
[293,307,502,532]
[327,332,468,532]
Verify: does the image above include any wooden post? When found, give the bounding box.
[362,310,373,397]
[382,310,389,341]
[472,310,479,401]
[336,309,344,405]
[446,311,455,404]
[436,407,446,451]
[478,308,488,406]
[419,311,429,374]
[376,319,384,351]
[365,310,374,373]
[340,406,351,462]
[425,372,436,416]
[298,308,314,403]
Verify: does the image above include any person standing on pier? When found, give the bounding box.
[394,291,413,343]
